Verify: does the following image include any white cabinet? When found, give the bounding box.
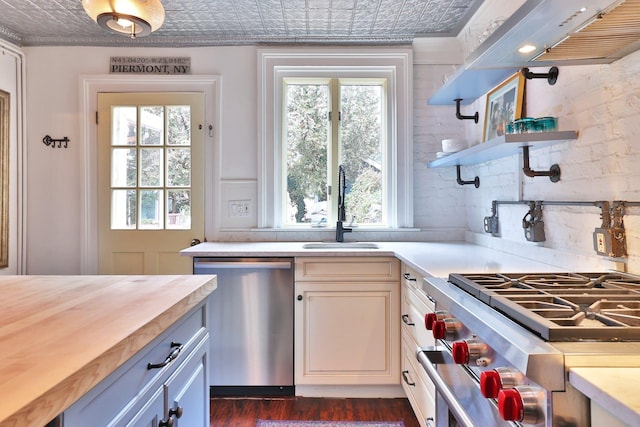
[63,301,209,427]
[294,257,400,385]
[400,263,436,427]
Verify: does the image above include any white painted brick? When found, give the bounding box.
[414,49,640,273]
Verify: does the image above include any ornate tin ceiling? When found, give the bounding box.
[0,0,482,47]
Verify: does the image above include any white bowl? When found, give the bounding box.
[442,138,468,153]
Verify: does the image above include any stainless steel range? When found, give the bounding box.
[417,272,640,427]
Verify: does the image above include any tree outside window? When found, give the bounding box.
[284,78,386,227]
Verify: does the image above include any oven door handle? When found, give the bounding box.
[417,348,477,427]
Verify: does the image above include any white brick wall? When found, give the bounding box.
[414,49,640,273]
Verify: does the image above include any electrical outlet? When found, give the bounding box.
[593,227,627,258]
[229,200,251,217]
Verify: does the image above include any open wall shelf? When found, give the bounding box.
[428,130,578,168]
[428,67,519,106]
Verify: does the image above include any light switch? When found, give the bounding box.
[229,200,251,217]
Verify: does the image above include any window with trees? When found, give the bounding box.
[259,50,413,230]
[284,78,386,226]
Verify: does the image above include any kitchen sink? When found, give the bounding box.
[302,242,379,249]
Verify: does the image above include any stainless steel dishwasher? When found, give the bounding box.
[193,257,294,396]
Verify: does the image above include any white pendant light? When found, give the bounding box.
[82,0,165,38]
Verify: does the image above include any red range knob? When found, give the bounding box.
[481,367,524,398]
[432,318,459,340]
[480,370,502,398]
[425,313,437,330]
[452,339,488,365]
[498,388,524,421]
[452,341,469,364]
[432,320,446,339]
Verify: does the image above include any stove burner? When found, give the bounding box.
[448,272,640,341]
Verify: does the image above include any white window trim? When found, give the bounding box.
[258,48,413,229]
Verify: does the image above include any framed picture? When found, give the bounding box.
[482,71,525,142]
[0,89,8,268]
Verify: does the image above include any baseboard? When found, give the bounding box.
[295,385,405,398]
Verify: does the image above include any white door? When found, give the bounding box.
[97,92,205,274]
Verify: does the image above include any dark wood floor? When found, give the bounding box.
[210,397,421,427]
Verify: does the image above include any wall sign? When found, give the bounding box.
[110,57,191,75]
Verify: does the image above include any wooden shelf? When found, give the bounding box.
[428,130,578,168]
[428,67,519,106]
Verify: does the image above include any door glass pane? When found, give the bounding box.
[140,148,163,187]
[111,189,137,229]
[167,148,191,187]
[140,106,164,145]
[340,84,383,225]
[140,189,163,229]
[109,102,193,231]
[167,106,191,145]
[167,190,191,229]
[111,106,137,146]
[284,83,330,225]
[111,148,137,187]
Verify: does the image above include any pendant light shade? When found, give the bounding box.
[82,0,165,38]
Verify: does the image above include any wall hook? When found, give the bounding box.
[42,135,69,149]
[456,165,480,188]
[521,66,559,85]
[453,98,479,123]
[522,145,560,182]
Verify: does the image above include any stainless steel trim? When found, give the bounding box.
[417,349,476,427]
[193,260,292,270]
[423,277,565,391]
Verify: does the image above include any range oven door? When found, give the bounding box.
[417,348,516,427]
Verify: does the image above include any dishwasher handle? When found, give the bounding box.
[194,260,292,271]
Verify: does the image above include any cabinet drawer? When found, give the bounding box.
[402,285,435,350]
[402,263,423,292]
[401,336,435,427]
[295,257,400,282]
[63,302,207,427]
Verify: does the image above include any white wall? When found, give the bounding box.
[22,45,257,274]
[21,44,458,274]
[18,39,640,274]
[424,49,640,273]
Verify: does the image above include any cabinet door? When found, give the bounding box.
[123,387,164,427]
[295,281,399,385]
[165,336,209,427]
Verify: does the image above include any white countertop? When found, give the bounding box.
[181,240,640,422]
[180,241,570,278]
[570,367,640,427]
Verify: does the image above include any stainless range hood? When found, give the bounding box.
[467,0,640,69]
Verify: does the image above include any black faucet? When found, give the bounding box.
[336,165,352,242]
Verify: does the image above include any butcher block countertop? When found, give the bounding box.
[0,275,217,427]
